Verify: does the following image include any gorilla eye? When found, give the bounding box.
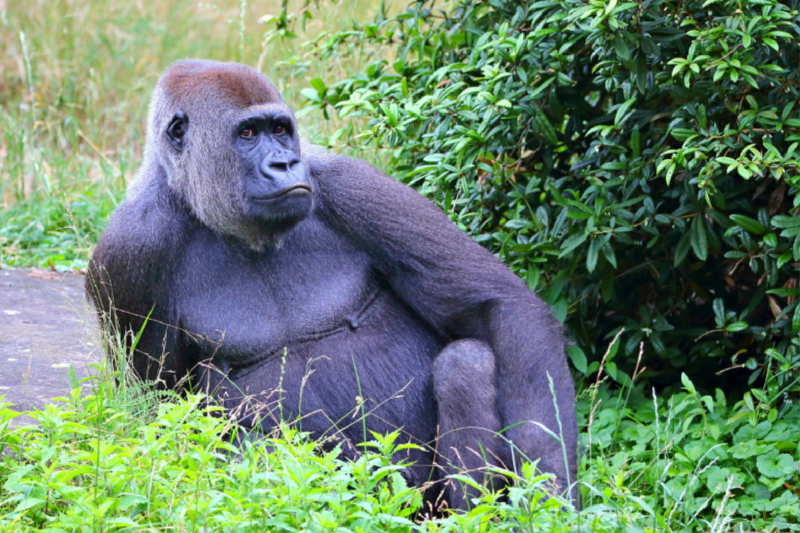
[240,127,256,139]
[273,124,285,135]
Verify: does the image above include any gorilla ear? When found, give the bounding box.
[166,111,189,151]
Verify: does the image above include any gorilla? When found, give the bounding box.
[86,59,577,511]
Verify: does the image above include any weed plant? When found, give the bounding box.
[0,316,796,532]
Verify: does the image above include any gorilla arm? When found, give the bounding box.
[311,153,578,493]
[85,170,189,388]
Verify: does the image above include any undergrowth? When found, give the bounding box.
[0,352,795,532]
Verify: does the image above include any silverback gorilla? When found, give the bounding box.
[86,60,577,510]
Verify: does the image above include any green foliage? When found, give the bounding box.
[0,187,119,271]
[304,0,800,395]
[581,374,800,532]
[0,368,797,531]
[0,390,426,532]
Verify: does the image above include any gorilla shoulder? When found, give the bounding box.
[100,168,191,268]
[86,166,192,318]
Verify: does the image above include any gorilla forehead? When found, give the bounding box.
[159,59,283,109]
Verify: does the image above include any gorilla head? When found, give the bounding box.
[147,60,311,248]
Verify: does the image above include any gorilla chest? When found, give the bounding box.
[174,222,378,364]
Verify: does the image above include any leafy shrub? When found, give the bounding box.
[302,0,800,397]
[581,374,800,532]
[0,392,426,532]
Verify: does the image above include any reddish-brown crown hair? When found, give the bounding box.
[160,60,282,108]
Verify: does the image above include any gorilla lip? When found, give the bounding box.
[253,184,312,201]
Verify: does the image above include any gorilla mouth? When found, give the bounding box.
[253,185,312,202]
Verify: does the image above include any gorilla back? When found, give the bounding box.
[87,59,578,510]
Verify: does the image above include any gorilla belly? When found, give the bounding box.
[184,283,442,464]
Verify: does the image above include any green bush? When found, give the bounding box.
[580,376,800,532]
[302,0,800,398]
[2,375,797,531]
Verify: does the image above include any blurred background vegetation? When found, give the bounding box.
[1,0,800,530]
[0,0,385,268]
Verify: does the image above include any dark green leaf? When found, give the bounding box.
[635,52,648,93]
[566,346,587,373]
[587,236,600,272]
[674,231,692,267]
[772,215,800,228]
[726,322,749,332]
[614,34,630,61]
[730,214,767,235]
[691,214,708,261]
[697,104,707,129]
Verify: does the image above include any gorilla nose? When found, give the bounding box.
[261,155,301,179]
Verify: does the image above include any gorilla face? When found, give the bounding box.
[165,104,313,237]
[234,107,312,230]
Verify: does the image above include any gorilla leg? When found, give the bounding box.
[433,340,507,510]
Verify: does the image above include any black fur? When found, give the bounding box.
[86,60,577,511]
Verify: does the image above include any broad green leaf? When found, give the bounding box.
[650,333,666,356]
[636,52,648,92]
[310,77,326,94]
[697,104,707,129]
[558,232,589,257]
[614,34,630,60]
[587,236,600,272]
[674,231,692,267]
[756,452,796,479]
[614,98,637,128]
[730,214,767,235]
[691,214,708,261]
[771,215,800,228]
[566,346,587,373]
[631,127,641,158]
[680,372,695,393]
[713,298,725,327]
[726,321,749,332]
[300,87,322,102]
[533,107,558,144]
[766,288,800,297]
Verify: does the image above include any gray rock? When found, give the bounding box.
[0,269,100,426]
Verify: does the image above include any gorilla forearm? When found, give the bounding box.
[312,153,577,490]
[488,301,577,488]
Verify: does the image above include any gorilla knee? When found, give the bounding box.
[433,340,507,510]
[433,339,496,407]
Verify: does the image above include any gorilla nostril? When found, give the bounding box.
[269,161,289,172]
